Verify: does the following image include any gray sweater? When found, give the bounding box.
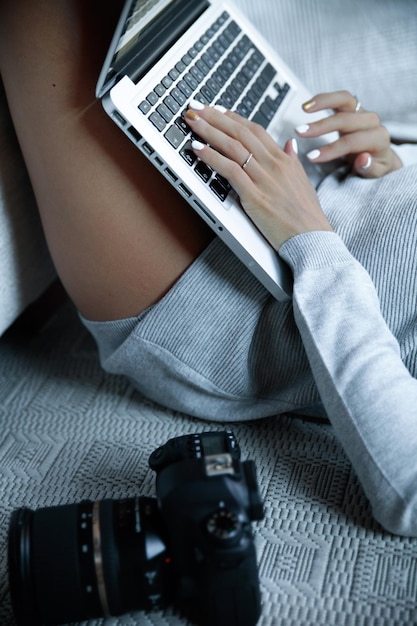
[82,144,417,536]
[281,144,417,536]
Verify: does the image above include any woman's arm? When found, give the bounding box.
[184,101,417,535]
[281,231,417,536]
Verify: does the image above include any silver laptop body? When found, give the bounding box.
[97,0,334,301]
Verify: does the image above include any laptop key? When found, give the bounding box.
[240,96,257,116]
[195,161,213,183]
[236,102,252,118]
[188,46,199,59]
[154,83,166,97]
[224,21,241,42]
[177,80,193,98]
[138,100,151,114]
[175,60,186,74]
[182,53,192,66]
[146,91,158,106]
[163,95,181,115]
[149,111,167,132]
[215,174,231,192]
[190,67,205,85]
[168,67,180,81]
[194,92,209,105]
[210,177,230,202]
[207,45,221,63]
[201,84,217,103]
[164,125,186,149]
[260,100,276,122]
[180,141,198,166]
[157,103,174,123]
[201,52,216,70]
[251,110,269,129]
[196,58,211,76]
[175,117,190,134]
[162,75,173,89]
[170,87,187,107]
[262,62,276,82]
[184,73,199,91]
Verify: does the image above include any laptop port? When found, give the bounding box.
[112,111,126,127]
[179,183,191,198]
[141,142,154,156]
[165,168,178,182]
[194,200,215,224]
[128,126,141,142]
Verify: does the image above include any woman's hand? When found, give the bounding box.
[297,90,403,178]
[184,101,332,251]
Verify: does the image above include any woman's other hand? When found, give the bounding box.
[296,91,403,178]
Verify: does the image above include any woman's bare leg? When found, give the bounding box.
[0,0,213,321]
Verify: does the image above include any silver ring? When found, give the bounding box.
[241,152,253,170]
[353,95,361,112]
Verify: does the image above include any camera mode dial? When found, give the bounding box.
[205,507,242,544]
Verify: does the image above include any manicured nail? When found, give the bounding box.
[296,124,310,134]
[361,155,372,169]
[192,140,205,151]
[189,98,205,110]
[291,138,298,154]
[185,109,200,121]
[303,100,316,111]
[307,148,321,161]
[214,104,227,113]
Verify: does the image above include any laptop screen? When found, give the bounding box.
[114,0,176,65]
[97,0,209,97]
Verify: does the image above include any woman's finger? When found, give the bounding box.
[296,110,381,140]
[303,90,362,114]
[220,108,283,154]
[352,151,403,179]
[305,126,391,164]
[190,138,258,191]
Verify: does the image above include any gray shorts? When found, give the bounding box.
[81,238,319,422]
[81,159,417,422]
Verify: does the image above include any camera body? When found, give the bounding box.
[8,431,264,626]
[150,431,264,624]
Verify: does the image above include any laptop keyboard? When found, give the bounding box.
[137,11,290,202]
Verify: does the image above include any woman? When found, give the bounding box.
[1,1,416,536]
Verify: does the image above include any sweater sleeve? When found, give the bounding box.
[280,231,417,536]
[392,143,417,168]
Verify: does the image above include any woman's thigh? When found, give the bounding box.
[0,0,213,321]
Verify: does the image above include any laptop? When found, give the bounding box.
[96,0,335,301]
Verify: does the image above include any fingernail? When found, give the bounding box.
[295,124,310,134]
[185,109,200,121]
[189,98,205,111]
[303,100,316,111]
[291,138,299,154]
[214,104,227,113]
[192,140,205,151]
[307,148,321,161]
[361,155,372,170]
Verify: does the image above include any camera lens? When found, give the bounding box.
[8,497,171,626]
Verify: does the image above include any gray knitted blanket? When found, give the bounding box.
[0,301,416,626]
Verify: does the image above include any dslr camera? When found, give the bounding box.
[8,430,264,626]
